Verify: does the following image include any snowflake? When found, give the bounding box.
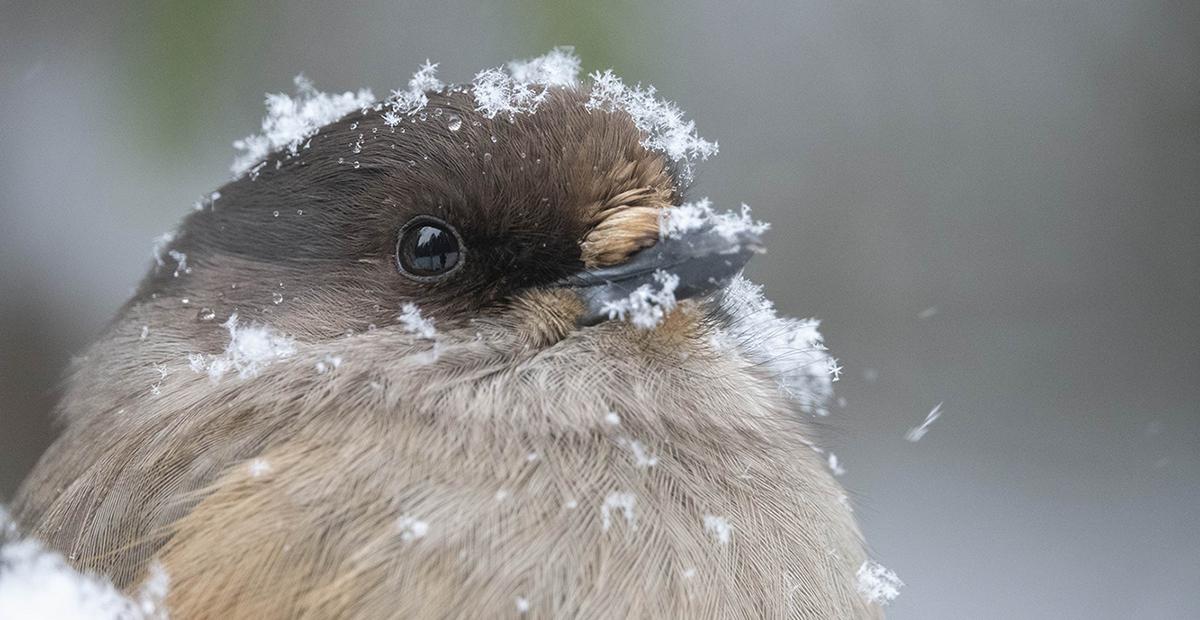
[600,492,637,531]
[398,303,437,340]
[856,560,903,605]
[188,313,295,381]
[702,515,733,545]
[600,270,680,329]
[231,74,375,177]
[585,69,718,182]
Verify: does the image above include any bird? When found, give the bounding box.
[11,56,882,618]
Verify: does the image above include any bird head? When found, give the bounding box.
[136,86,763,351]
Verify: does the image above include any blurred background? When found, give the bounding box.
[1,1,1197,617]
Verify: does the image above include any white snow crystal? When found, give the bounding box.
[827,453,846,476]
[600,492,637,531]
[711,204,771,243]
[314,354,343,374]
[660,198,770,243]
[386,60,444,121]
[585,69,718,182]
[189,313,296,381]
[148,363,169,396]
[472,68,551,119]
[406,61,443,93]
[514,597,530,614]
[601,270,679,329]
[0,530,169,619]
[247,458,272,478]
[716,276,840,415]
[396,516,429,542]
[603,411,621,426]
[134,564,169,619]
[658,198,713,237]
[621,439,658,468]
[905,402,943,442]
[150,232,175,267]
[398,303,437,340]
[166,249,190,277]
[856,560,903,605]
[702,515,733,545]
[231,74,375,177]
[506,46,581,87]
[472,48,582,119]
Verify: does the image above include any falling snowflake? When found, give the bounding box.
[905,402,944,442]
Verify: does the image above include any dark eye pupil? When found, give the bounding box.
[399,222,461,277]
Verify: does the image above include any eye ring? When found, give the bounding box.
[395,215,465,282]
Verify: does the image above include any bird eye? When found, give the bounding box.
[395,217,464,280]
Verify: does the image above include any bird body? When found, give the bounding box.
[14,60,881,618]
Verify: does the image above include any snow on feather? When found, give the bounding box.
[188,312,295,381]
[0,509,169,620]
[703,515,733,545]
[231,75,375,177]
[600,492,637,531]
[856,560,904,605]
[659,198,770,242]
[398,303,437,340]
[601,270,680,329]
[585,69,718,182]
[384,60,445,124]
[472,47,582,119]
[396,516,429,543]
[716,276,840,416]
[506,47,581,86]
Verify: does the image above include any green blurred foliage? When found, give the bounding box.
[118,0,266,152]
[110,0,668,155]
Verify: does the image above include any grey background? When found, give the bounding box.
[2,1,1197,617]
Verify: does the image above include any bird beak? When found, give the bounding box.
[558,224,766,326]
